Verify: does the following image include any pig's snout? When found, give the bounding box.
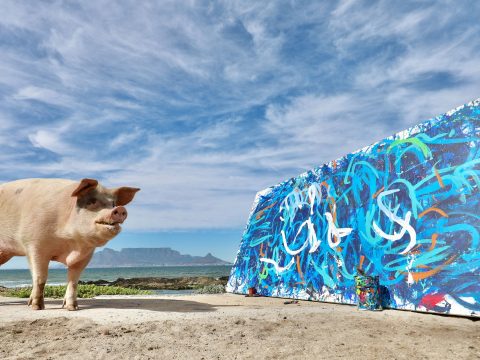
[111,206,127,224]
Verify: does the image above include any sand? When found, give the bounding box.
[0,294,478,360]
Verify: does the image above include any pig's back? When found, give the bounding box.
[0,178,74,203]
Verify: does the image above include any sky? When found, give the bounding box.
[1,1,479,268]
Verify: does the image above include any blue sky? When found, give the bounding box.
[1,1,479,268]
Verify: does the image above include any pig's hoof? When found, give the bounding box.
[29,298,45,310]
[63,300,79,311]
[67,303,78,311]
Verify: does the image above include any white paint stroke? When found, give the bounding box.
[372,189,417,254]
[325,211,353,248]
[260,257,295,274]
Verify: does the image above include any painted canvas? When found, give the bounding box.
[227,98,480,317]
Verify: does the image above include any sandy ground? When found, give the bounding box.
[0,294,479,360]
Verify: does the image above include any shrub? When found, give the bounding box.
[195,284,226,294]
[3,284,152,298]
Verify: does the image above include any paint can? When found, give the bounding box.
[354,275,382,311]
[248,287,257,296]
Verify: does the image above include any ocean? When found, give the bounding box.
[0,265,233,288]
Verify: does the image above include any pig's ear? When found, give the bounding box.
[114,187,140,206]
[72,178,98,197]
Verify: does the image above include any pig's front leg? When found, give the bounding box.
[63,252,93,311]
[27,253,50,310]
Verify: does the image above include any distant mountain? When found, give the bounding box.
[87,248,231,267]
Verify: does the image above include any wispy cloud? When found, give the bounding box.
[12,86,74,107]
[0,0,479,229]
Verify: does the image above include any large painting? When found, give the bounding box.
[227,99,480,317]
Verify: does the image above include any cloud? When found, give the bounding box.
[109,128,145,149]
[13,86,74,107]
[28,129,72,154]
[0,0,479,230]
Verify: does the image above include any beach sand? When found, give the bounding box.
[0,294,478,359]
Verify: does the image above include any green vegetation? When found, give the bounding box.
[195,284,226,294]
[1,284,152,298]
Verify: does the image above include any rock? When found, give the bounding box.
[78,279,111,286]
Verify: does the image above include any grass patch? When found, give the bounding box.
[2,284,152,298]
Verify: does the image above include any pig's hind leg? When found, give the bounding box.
[63,252,93,311]
[27,253,50,310]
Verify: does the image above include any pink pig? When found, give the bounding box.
[0,178,140,310]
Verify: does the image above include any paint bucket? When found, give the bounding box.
[248,287,256,296]
[354,275,382,311]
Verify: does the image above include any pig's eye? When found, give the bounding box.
[87,199,98,206]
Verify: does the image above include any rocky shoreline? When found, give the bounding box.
[79,276,230,290]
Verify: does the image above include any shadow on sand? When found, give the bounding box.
[0,298,220,313]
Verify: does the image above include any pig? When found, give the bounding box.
[0,178,140,310]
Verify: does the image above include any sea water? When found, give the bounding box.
[0,265,232,288]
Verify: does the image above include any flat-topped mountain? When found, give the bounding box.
[87,248,231,267]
